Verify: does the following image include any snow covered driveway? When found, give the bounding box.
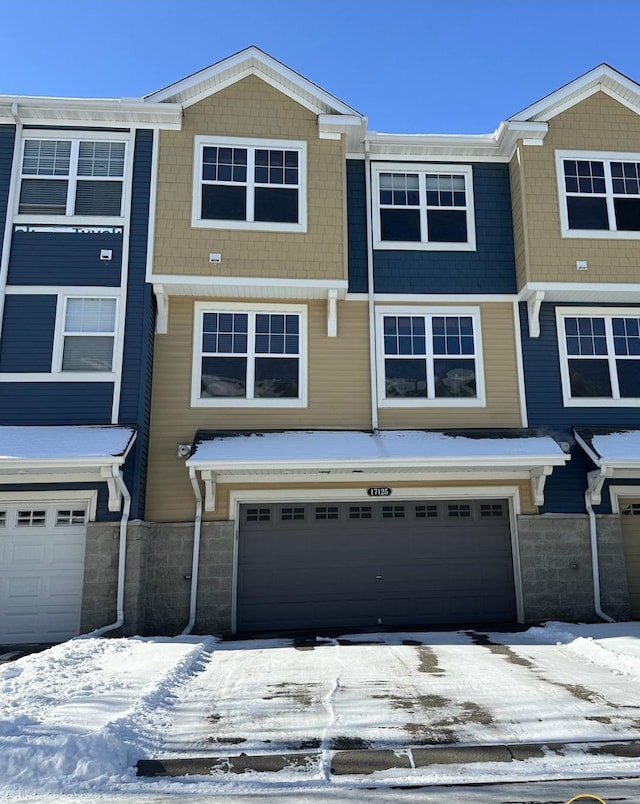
[1,622,640,798]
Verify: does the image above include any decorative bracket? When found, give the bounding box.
[586,466,613,506]
[527,291,545,338]
[154,284,169,334]
[327,289,338,337]
[101,465,122,512]
[201,470,217,512]
[530,465,553,507]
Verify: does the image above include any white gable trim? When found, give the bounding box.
[145,46,362,118]
[509,64,640,124]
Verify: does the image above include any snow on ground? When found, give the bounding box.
[0,622,640,799]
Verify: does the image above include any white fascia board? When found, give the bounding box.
[145,47,362,119]
[1,97,182,129]
[187,454,568,472]
[518,282,640,304]
[363,131,508,162]
[148,274,348,299]
[318,114,365,140]
[346,293,518,303]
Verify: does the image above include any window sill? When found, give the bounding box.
[562,397,640,407]
[13,214,126,227]
[560,228,640,240]
[191,397,307,408]
[191,218,307,234]
[378,397,486,408]
[374,240,476,252]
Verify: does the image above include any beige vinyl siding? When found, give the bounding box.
[153,75,346,282]
[515,92,640,285]
[207,478,536,522]
[145,298,372,521]
[378,302,522,430]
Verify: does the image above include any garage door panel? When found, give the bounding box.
[621,499,640,618]
[0,505,87,644]
[237,499,516,632]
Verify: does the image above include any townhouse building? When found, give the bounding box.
[1,49,638,643]
[142,49,571,636]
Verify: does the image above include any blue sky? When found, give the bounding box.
[2,0,640,134]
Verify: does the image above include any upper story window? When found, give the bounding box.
[376,306,485,407]
[192,136,307,232]
[59,297,117,373]
[556,150,640,238]
[372,163,476,251]
[192,302,307,407]
[557,307,640,406]
[18,136,127,219]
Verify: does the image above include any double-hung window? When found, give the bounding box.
[192,136,306,232]
[372,163,475,250]
[557,308,640,405]
[58,297,117,373]
[18,135,127,219]
[193,303,307,407]
[557,150,640,237]
[377,307,485,406]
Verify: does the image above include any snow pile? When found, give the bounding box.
[525,621,640,680]
[0,635,216,795]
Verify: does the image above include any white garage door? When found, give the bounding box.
[0,502,88,644]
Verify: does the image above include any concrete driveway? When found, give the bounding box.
[158,626,640,757]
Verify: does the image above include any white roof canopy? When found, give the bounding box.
[187,429,569,511]
[0,426,136,511]
[574,428,640,505]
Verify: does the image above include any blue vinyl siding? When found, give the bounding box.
[7,229,123,286]
[374,163,516,294]
[118,130,154,519]
[346,160,368,292]
[0,382,113,424]
[0,126,15,242]
[520,301,640,513]
[0,294,56,372]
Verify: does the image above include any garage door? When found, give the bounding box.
[620,499,640,618]
[237,499,516,632]
[0,503,87,644]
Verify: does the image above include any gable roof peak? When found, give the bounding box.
[508,62,640,123]
[145,45,362,118]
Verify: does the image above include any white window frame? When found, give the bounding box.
[52,293,119,379]
[557,306,640,407]
[372,163,476,251]
[375,305,486,407]
[556,149,640,239]
[14,130,131,224]
[191,135,307,233]
[191,301,308,408]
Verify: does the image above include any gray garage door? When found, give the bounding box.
[237,499,516,632]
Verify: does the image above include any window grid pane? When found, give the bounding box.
[56,509,86,526]
[65,298,116,334]
[77,142,125,177]
[563,160,606,195]
[246,508,270,522]
[202,146,247,184]
[22,140,71,176]
[202,312,249,355]
[379,172,420,206]
[17,510,47,526]
[425,173,467,207]
[281,507,304,521]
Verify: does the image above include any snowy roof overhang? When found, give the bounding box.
[186,429,569,511]
[574,428,640,504]
[0,426,137,511]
